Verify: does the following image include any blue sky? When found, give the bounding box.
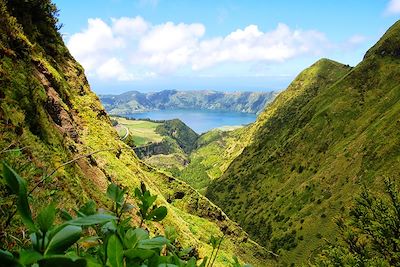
[54,0,400,94]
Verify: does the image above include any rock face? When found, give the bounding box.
[207,21,400,265]
[100,89,277,115]
[0,1,271,265]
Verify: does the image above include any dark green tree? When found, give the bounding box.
[315,179,400,266]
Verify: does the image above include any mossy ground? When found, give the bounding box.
[0,2,270,266]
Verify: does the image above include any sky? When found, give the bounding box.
[53,0,400,95]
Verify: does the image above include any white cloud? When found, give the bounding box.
[111,16,148,38]
[133,22,205,73]
[68,18,124,72]
[96,58,136,81]
[192,23,329,70]
[67,17,359,82]
[385,0,400,15]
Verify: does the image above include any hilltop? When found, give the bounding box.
[207,21,400,265]
[100,89,276,115]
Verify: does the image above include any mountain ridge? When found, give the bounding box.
[100,89,277,115]
[206,20,400,265]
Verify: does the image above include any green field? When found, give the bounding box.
[113,117,163,146]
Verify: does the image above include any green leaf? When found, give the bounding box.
[45,225,82,255]
[38,255,87,267]
[2,162,36,231]
[67,214,116,226]
[121,203,134,213]
[146,206,167,222]
[186,257,197,267]
[60,209,73,221]
[123,228,149,249]
[37,203,57,233]
[124,248,154,260]
[165,226,178,242]
[78,200,97,216]
[106,183,126,207]
[19,250,43,265]
[106,234,124,267]
[137,236,167,250]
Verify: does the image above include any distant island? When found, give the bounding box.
[99,89,277,115]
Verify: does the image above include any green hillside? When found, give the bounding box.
[177,128,249,194]
[100,90,276,115]
[0,1,272,266]
[207,21,400,265]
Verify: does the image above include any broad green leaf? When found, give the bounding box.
[106,234,123,267]
[137,236,167,250]
[107,183,126,207]
[60,209,73,221]
[186,257,197,267]
[124,248,154,260]
[67,214,116,226]
[38,255,87,267]
[2,162,36,231]
[37,203,57,233]
[146,206,167,222]
[78,200,97,216]
[19,250,43,265]
[124,228,149,249]
[45,225,82,255]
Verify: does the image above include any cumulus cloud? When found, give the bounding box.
[385,0,400,15]
[111,16,148,38]
[66,17,357,81]
[192,24,329,70]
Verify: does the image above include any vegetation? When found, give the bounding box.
[0,1,271,266]
[112,117,163,146]
[0,162,248,267]
[315,179,400,266]
[207,20,400,265]
[100,90,276,115]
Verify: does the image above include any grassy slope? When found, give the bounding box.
[113,117,163,146]
[0,2,271,266]
[207,21,400,265]
[178,127,250,194]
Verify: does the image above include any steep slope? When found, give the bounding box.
[177,127,250,194]
[100,90,276,115]
[0,2,271,265]
[207,21,400,265]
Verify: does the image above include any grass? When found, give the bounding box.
[112,117,163,146]
[206,23,400,266]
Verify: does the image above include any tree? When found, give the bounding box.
[315,179,400,266]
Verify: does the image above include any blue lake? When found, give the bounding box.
[125,109,257,134]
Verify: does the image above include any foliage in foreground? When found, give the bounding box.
[0,162,245,267]
[315,179,400,266]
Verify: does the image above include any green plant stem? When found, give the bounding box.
[210,235,224,267]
